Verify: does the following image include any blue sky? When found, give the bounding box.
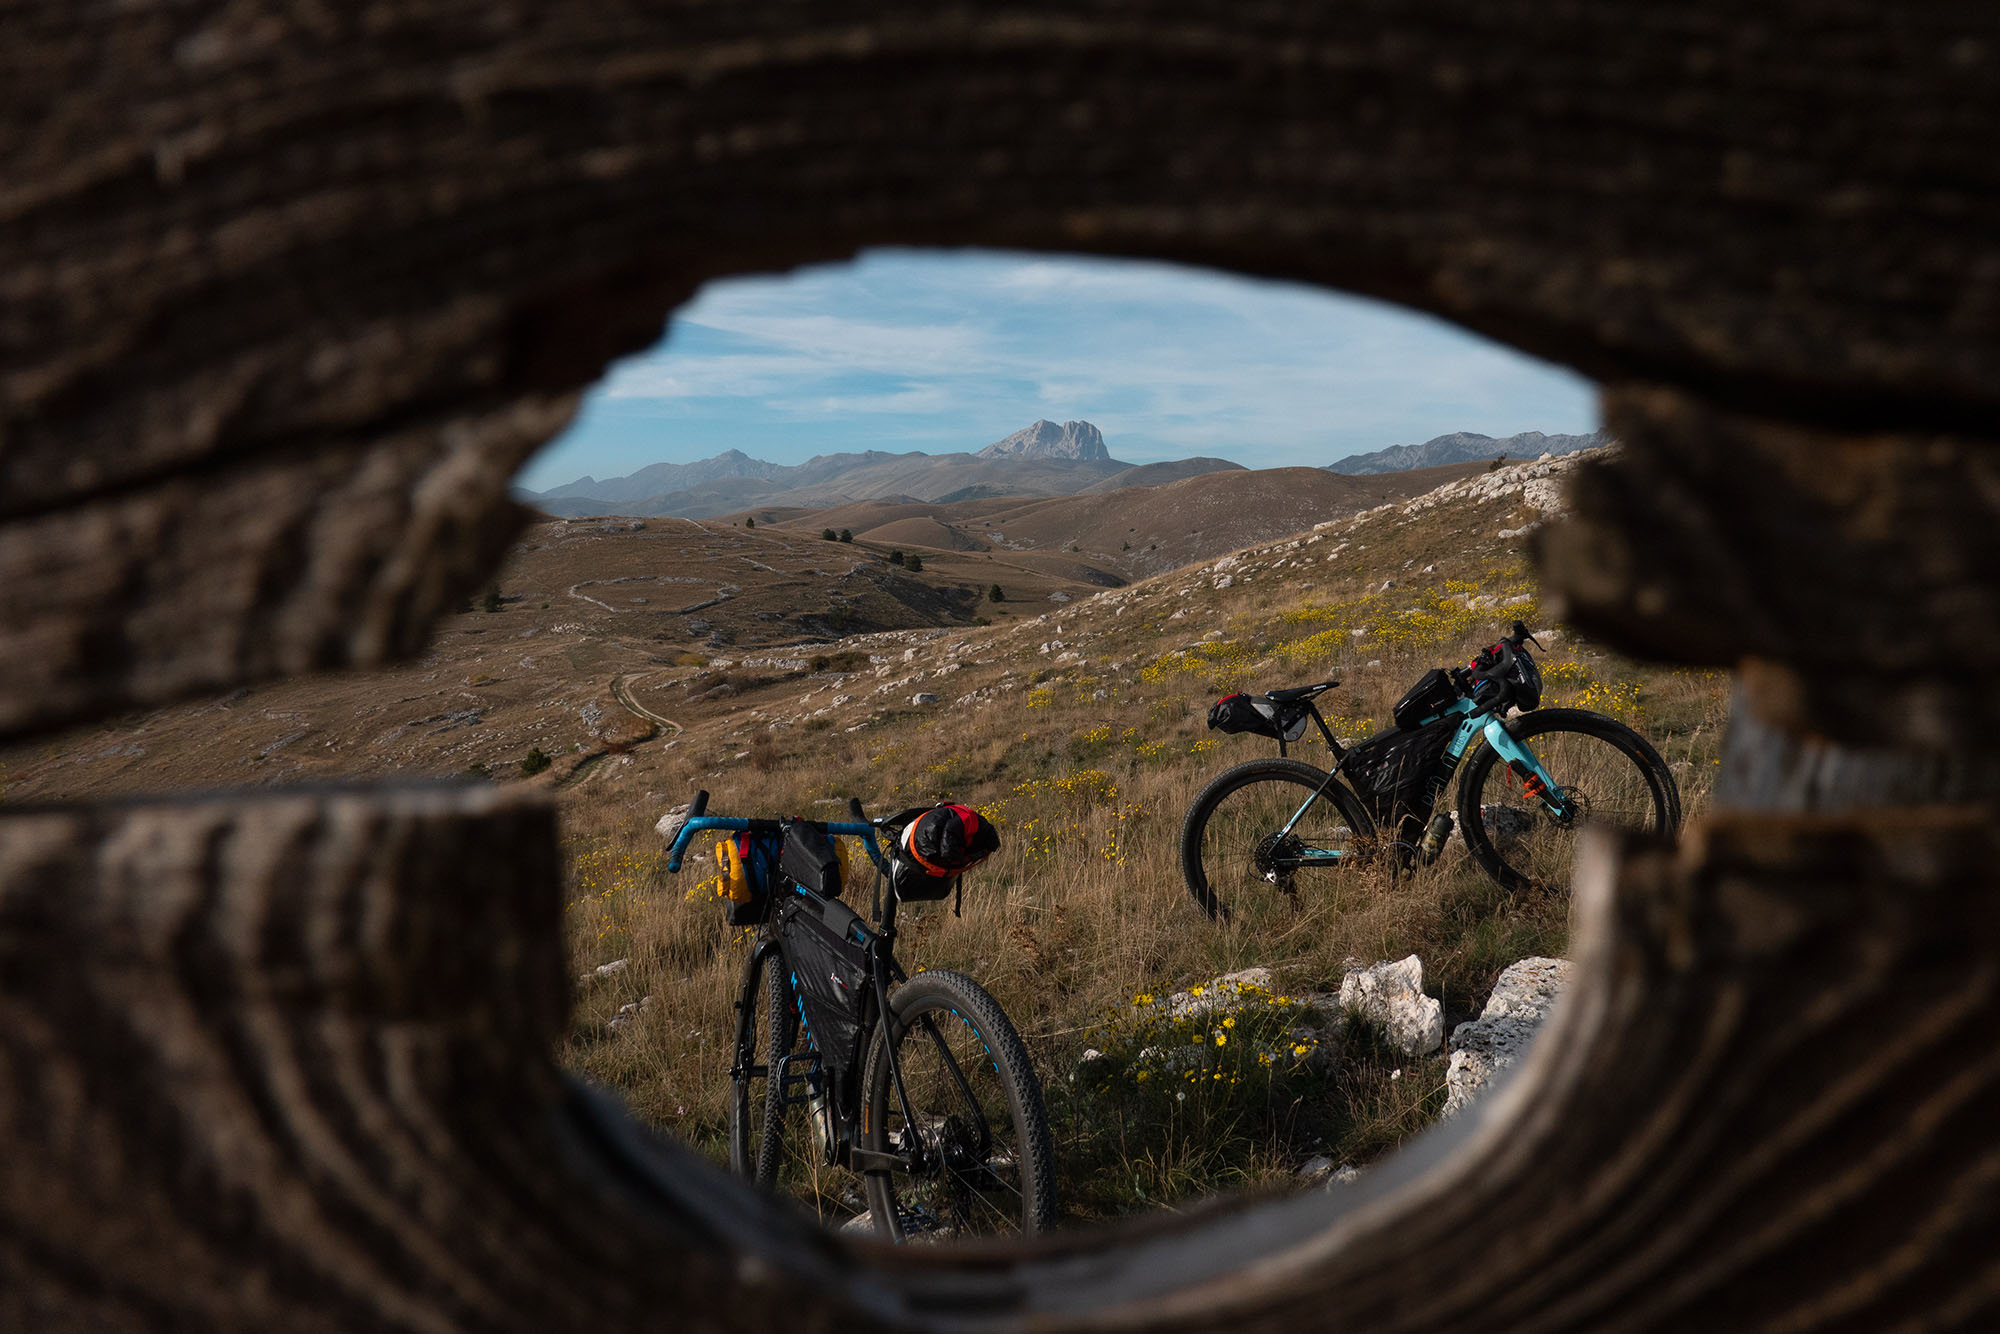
[516,248,1598,492]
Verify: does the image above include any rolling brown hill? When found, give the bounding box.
[757,458,1493,579]
[2,451,1603,811]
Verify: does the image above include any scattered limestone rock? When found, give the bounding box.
[606,994,657,1035]
[1164,966,1275,1018]
[655,804,690,844]
[1338,956,1444,1056]
[578,958,630,986]
[1297,1157,1363,1189]
[910,692,939,705]
[1444,956,1573,1117]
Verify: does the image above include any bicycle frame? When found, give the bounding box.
[1278,693,1575,864]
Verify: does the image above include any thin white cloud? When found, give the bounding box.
[529,247,1598,485]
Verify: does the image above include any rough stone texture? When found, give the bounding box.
[6,3,2000,1331]
[1163,967,1278,1019]
[1542,389,2000,746]
[1443,957,1575,1118]
[6,4,2000,737]
[1339,956,1445,1057]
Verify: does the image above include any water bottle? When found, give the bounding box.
[1420,812,1454,863]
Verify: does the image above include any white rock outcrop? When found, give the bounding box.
[1443,956,1573,1117]
[1338,955,1444,1056]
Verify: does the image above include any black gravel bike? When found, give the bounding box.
[665,792,1056,1239]
[1181,622,1682,921]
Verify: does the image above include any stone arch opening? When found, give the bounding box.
[4,7,1998,1330]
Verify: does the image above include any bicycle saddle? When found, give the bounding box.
[1265,678,1339,702]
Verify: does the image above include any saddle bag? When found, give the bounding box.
[1208,693,1310,742]
[776,894,871,1076]
[890,803,1000,902]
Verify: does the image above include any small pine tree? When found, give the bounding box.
[481,585,502,613]
[839,529,853,543]
[906,553,923,572]
[822,528,837,541]
[988,583,1004,603]
[1486,454,1508,472]
[520,747,550,777]
[745,516,755,529]
[888,550,904,566]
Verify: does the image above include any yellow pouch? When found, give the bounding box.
[718,837,751,903]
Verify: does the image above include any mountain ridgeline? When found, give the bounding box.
[1325,428,1613,476]
[516,418,1610,520]
[519,420,1162,519]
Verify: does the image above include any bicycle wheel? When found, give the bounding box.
[728,941,794,1188]
[1455,707,1682,893]
[860,970,1056,1241]
[1179,758,1376,923]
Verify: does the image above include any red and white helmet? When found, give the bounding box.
[899,803,999,877]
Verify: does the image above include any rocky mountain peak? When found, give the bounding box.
[977,418,1109,461]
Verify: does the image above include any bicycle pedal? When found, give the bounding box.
[775,1051,823,1106]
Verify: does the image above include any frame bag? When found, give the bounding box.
[776,895,872,1076]
[1341,718,1456,839]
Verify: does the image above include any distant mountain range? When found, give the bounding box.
[516,419,1225,519]
[517,418,1610,519]
[1325,428,1613,475]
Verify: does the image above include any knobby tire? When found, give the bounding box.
[860,970,1056,1240]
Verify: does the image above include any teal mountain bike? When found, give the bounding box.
[1181,622,1682,921]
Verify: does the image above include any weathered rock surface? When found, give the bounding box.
[1443,956,1574,1117]
[977,419,1109,462]
[1338,956,1444,1056]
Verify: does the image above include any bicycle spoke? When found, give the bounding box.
[873,986,1046,1238]
[1466,715,1674,892]
[1182,761,1364,924]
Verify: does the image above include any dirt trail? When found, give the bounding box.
[611,672,681,736]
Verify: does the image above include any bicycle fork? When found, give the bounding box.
[1479,718,1574,823]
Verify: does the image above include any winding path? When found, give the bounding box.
[610,672,681,737]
